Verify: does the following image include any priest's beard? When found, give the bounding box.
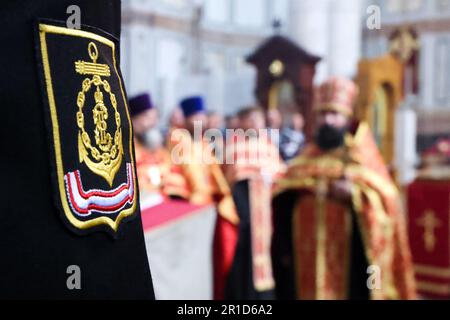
[138,128,164,150]
[315,124,348,151]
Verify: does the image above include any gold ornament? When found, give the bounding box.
[75,42,123,186]
[389,27,420,63]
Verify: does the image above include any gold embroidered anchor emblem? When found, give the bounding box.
[75,42,123,186]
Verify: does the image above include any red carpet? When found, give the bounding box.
[141,199,209,232]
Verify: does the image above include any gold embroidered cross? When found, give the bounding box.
[389,27,420,62]
[416,210,442,252]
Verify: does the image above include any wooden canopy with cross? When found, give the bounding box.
[246,35,321,139]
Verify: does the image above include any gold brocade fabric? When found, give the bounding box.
[166,129,239,225]
[223,136,286,292]
[274,122,417,300]
[134,140,172,195]
[223,136,285,185]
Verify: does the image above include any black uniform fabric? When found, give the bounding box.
[0,0,154,299]
[37,20,138,236]
[271,191,369,300]
[225,180,275,300]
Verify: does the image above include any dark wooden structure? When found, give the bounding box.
[246,35,321,139]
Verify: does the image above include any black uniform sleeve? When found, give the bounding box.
[0,0,154,299]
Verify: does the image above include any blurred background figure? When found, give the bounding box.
[170,96,239,300]
[168,107,185,130]
[130,94,169,204]
[280,111,305,162]
[272,77,416,300]
[225,114,240,130]
[266,108,283,131]
[163,106,185,146]
[205,110,225,160]
[172,96,232,206]
[222,106,285,300]
[180,96,209,137]
[130,94,164,154]
[266,108,283,148]
[207,111,225,131]
[130,93,161,147]
[238,106,266,132]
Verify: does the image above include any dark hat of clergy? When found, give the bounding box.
[129,93,153,117]
[180,96,206,118]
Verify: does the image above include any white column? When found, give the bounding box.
[288,0,362,82]
[124,25,156,97]
[395,103,418,186]
[328,0,362,78]
[420,33,436,109]
[289,0,330,84]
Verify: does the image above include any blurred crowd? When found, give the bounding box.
[129,76,421,300]
[130,92,308,201]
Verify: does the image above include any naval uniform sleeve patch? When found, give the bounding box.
[35,21,138,236]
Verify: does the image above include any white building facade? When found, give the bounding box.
[121,0,289,122]
[120,0,363,123]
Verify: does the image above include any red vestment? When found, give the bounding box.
[273,122,416,299]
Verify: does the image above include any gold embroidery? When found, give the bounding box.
[274,163,397,200]
[416,210,442,252]
[389,27,420,63]
[269,59,284,77]
[416,281,450,295]
[39,24,136,231]
[249,178,275,292]
[75,42,123,186]
[353,121,370,146]
[414,264,450,278]
[75,42,111,76]
[315,178,328,299]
